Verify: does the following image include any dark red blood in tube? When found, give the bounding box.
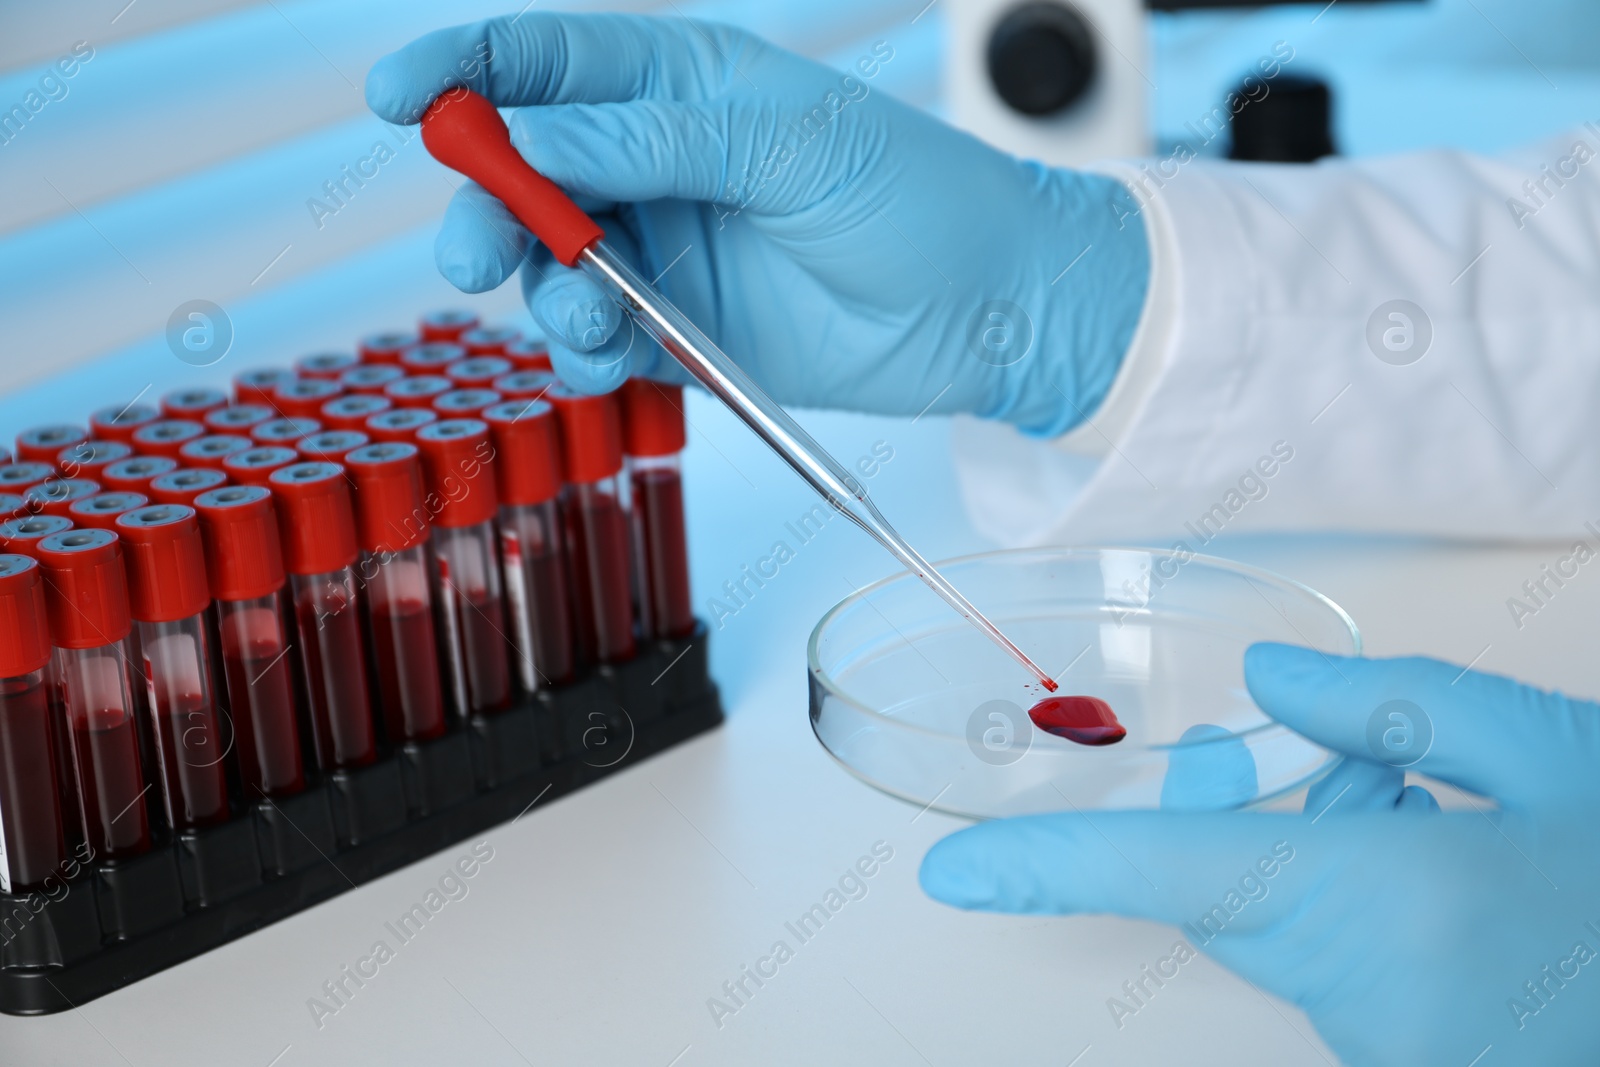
[0,671,66,888]
[631,467,693,638]
[217,602,304,796]
[564,485,634,664]
[1028,695,1126,746]
[293,582,375,766]
[370,593,447,742]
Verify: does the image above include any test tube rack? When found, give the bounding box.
[0,625,720,1016]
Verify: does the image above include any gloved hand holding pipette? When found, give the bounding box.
[922,644,1600,1066]
[364,13,1150,436]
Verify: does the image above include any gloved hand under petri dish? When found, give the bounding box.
[809,548,1360,818]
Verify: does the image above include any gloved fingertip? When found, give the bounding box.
[530,273,622,353]
[918,831,1000,910]
[1244,642,1353,710]
[363,53,416,126]
[1396,784,1440,813]
[546,340,632,395]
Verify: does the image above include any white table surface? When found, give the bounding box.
[2,235,1594,1067]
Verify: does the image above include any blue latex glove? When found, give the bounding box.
[921,644,1600,1065]
[365,14,1149,435]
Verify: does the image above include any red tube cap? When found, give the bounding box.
[0,515,73,557]
[400,343,467,375]
[148,468,228,507]
[161,387,228,419]
[483,400,562,507]
[179,434,253,471]
[340,365,405,395]
[297,430,369,463]
[251,417,320,444]
[504,339,552,372]
[0,495,25,523]
[620,379,687,457]
[0,462,57,495]
[25,478,102,518]
[116,504,210,622]
[269,462,359,575]
[222,445,300,487]
[418,310,479,342]
[433,389,501,417]
[360,331,417,365]
[446,356,512,386]
[204,404,275,433]
[131,419,206,459]
[462,327,520,356]
[234,367,295,406]
[101,456,176,494]
[547,384,623,484]
[385,375,453,409]
[345,443,429,553]
[321,394,392,432]
[415,419,497,528]
[90,404,160,443]
[295,352,358,380]
[0,555,51,677]
[366,408,437,443]
[195,485,285,601]
[69,491,149,532]
[492,370,555,400]
[57,440,133,479]
[35,528,131,649]
[274,379,343,419]
[16,425,88,466]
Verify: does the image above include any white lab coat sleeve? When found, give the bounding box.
[953,129,1600,547]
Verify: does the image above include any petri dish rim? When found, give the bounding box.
[806,545,1363,753]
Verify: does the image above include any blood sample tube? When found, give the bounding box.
[433,388,502,418]
[115,505,230,830]
[446,356,512,388]
[340,365,405,396]
[0,495,26,523]
[320,394,391,432]
[620,379,695,640]
[359,331,417,365]
[461,326,520,357]
[233,368,295,407]
[419,310,479,342]
[179,434,253,471]
[0,515,73,557]
[344,443,447,741]
[251,417,320,445]
[131,419,205,459]
[101,455,176,494]
[221,445,299,487]
[484,401,575,688]
[273,379,343,419]
[297,430,369,464]
[57,440,132,481]
[16,425,87,467]
[204,404,275,435]
[34,530,151,859]
[385,375,453,410]
[0,463,55,496]
[400,343,466,377]
[493,370,556,401]
[415,420,513,715]
[0,555,68,891]
[504,338,552,372]
[161,387,228,420]
[194,486,306,798]
[268,462,377,769]
[295,353,358,380]
[25,478,101,518]
[549,386,636,664]
[90,403,161,444]
[69,491,148,532]
[148,468,227,507]
[366,408,437,444]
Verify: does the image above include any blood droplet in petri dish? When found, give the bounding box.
[1028,695,1126,746]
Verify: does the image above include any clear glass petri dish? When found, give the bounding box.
[808,547,1360,819]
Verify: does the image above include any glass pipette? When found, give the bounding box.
[420,89,1058,692]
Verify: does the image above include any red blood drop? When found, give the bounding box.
[1028,695,1126,746]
